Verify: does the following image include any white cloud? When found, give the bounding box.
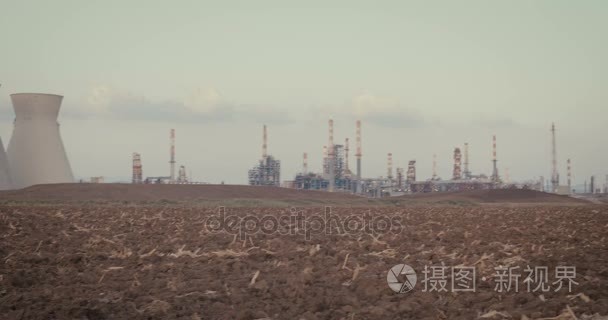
[183,87,224,114]
[63,85,291,124]
[311,92,427,128]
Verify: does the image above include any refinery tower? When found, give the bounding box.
[7,93,74,188]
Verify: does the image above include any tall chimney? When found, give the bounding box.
[551,123,559,192]
[355,120,362,180]
[463,142,470,179]
[328,119,335,192]
[432,153,437,180]
[322,145,328,175]
[303,152,308,175]
[170,129,176,183]
[491,135,499,183]
[567,158,571,192]
[262,124,267,159]
[387,153,393,180]
[344,138,350,173]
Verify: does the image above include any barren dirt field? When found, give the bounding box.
[1,204,607,319]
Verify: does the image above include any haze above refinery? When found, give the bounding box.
[1,1,607,185]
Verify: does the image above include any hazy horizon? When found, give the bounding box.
[1,1,606,185]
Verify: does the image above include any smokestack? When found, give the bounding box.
[132,153,143,184]
[590,175,595,194]
[328,119,335,192]
[262,124,267,159]
[463,142,470,179]
[355,120,361,179]
[551,123,559,192]
[170,129,176,183]
[432,154,437,180]
[303,152,308,174]
[344,138,350,173]
[7,93,74,188]
[387,153,393,180]
[453,148,462,180]
[322,145,328,175]
[567,158,571,192]
[491,135,499,183]
[396,168,403,189]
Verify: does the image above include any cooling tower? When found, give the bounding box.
[0,137,12,190]
[7,93,74,188]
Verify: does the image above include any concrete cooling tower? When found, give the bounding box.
[0,137,12,190]
[7,93,74,189]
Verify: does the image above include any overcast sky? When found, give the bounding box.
[0,0,606,186]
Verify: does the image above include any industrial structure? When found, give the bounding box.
[7,93,74,188]
[408,139,497,193]
[0,92,583,196]
[133,129,202,184]
[463,143,471,179]
[395,167,404,190]
[0,137,12,190]
[170,128,176,183]
[406,161,416,185]
[0,84,9,190]
[248,125,281,186]
[550,123,559,192]
[453,147,462,180]
[177,165,188,183]
[567,158,571,192]
[90,176,104,183]
[132,153,143,183]
[491,135,499,183]
[286,121,539,196]
[294,141,354,191]
[292,119,357,192]
[328,119,335,192]
[356,120,362,179]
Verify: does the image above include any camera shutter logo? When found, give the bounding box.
[387,264,417,293]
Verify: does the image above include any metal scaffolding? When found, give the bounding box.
[407,160,416,185]
[248,124,281,187]
[248,155,281,186]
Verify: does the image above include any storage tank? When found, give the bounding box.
[7,93,74,188]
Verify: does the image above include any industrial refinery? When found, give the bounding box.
[0,91,605,197]
[281,119,520,196]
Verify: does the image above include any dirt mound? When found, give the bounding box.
[0,183,359,202]
[402,188,587,204]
